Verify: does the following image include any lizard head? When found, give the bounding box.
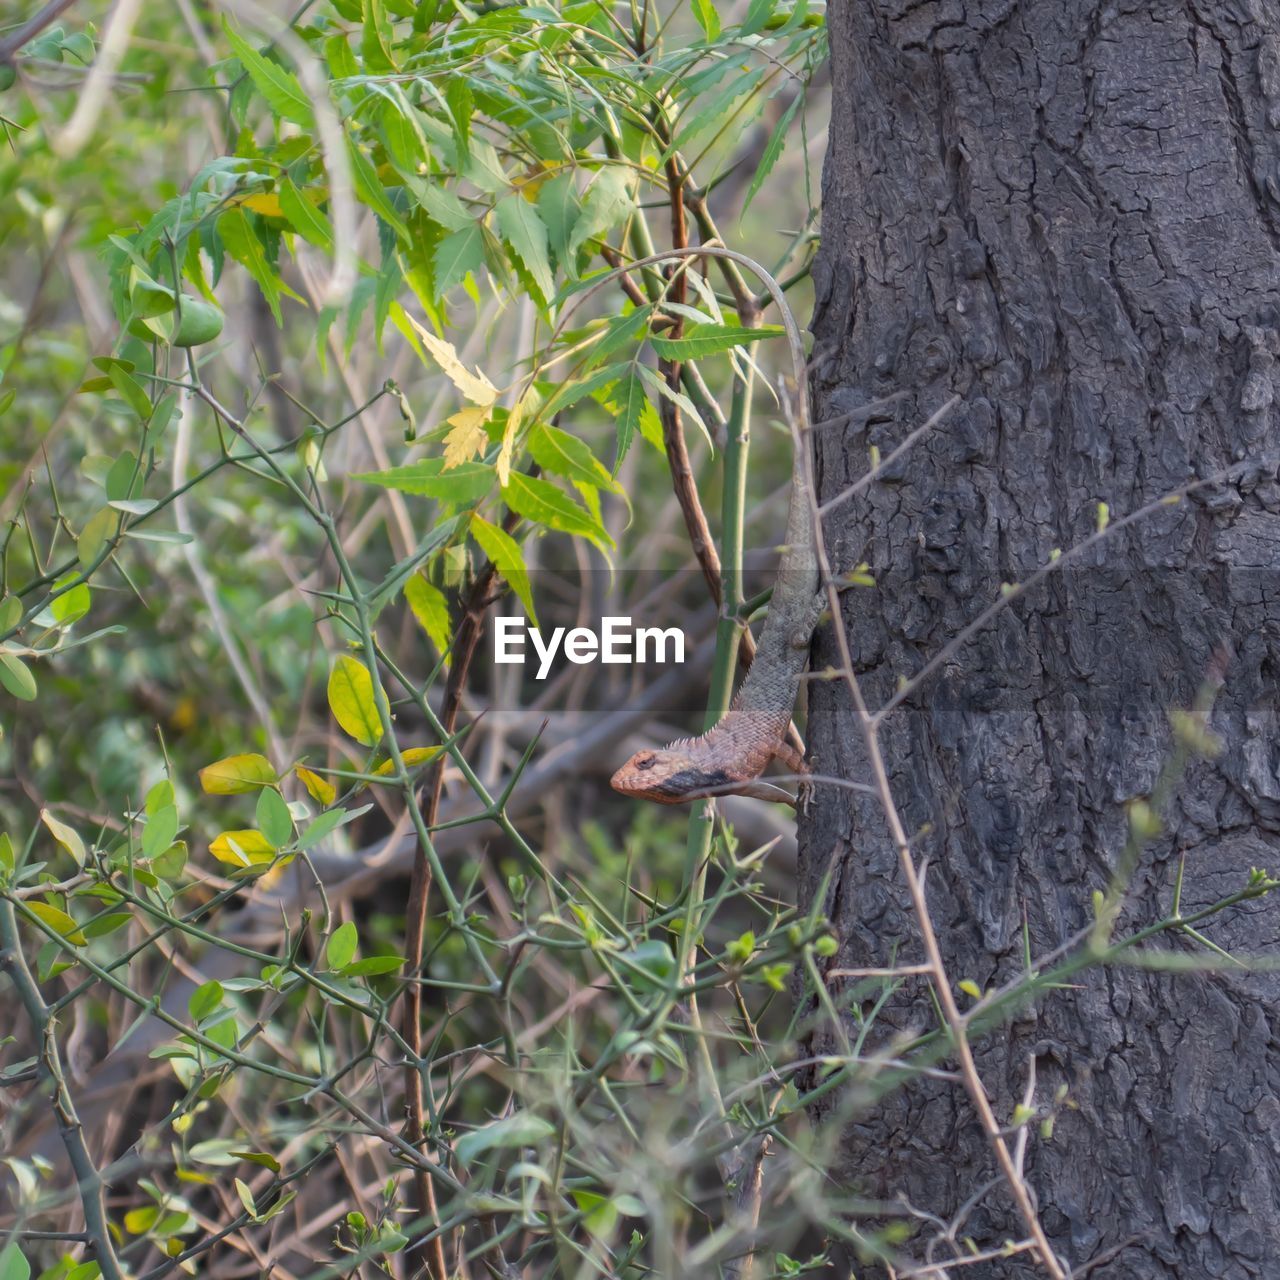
[610,746,734,805]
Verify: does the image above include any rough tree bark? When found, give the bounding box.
[804,3,1280,1276]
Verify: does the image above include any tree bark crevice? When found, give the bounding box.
[807,2,1280,1275]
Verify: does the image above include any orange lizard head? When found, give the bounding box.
[610,746,733,804]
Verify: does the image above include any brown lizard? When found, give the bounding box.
[610,410,820,806]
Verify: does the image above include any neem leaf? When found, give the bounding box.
[648,323,783,361]
[470,514,537,624]
[223,22,315,128]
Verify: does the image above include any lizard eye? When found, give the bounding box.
[634,754,656,772]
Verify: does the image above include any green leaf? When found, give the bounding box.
[538,362,629,420]
[404,574,452,657]
[41,809,84,866]
[0,650,36,702]
[416,184,473,233]
[326,920,359,970]
[347,137,410,244]
[28,902,87,947]
[189,979,224,1023]
[743,93,802,216]
[433,223,484,297]
[527,423,621,493]
[649,323,782,361]
[219,208,294,326]
[77,507,118,569]
[107,363,153,418]
[617,939,676,993]
[0,1242,31,1280]
[691,0,721,38]
[0,833,13,876]
[605,368,649,467]
[567,167,633,258]
[50,576,90,627]
[199,753,278,794]
[344,954,405,977]
[223,22,315,128]
[354,458,492,503]
[455,1112,556,1165]
[279,178,334,252]
[256,788,293,848]
[470,514,537,624]
[328,654,385,747]
[142,805,180,859]
[501,473,611,547]
[496,195,554,306]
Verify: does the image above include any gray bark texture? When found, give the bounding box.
[804,2,1280,1276]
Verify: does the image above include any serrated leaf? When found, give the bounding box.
[28,902,87,947]
[432,223,484,296]
[501,473,612,549]
[325,920,358,970]
[470,514,537,622]
[405,315,498,406]
[495,393,526,487]
[223,23,314,128]
[638,363,711,445]
[605,368,649,468]
[219,208,296,326]
[649,323,782,361]
[347,136,410,244]
[442,406,491,469]
[743,93,802,216]
[496,195,554,305]
[567,168,634,258]
[528,422,621,493]
[199,753,277,794]
[294,764,336,806]
[41,810,84,866]
[328,655,385,747]
[539,362,630,420]
[209,830,275,867]
[279,178,334,251]
[404,574,452,656]
[355,459,493,503]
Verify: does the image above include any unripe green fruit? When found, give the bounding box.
[0,63,16,92]
[171,297,224,347]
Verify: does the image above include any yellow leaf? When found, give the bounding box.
[404,574,452,658]
[373,746,442,776]
[406,315,499,406]
[199,753,278,794]
[327,654,385,747]
[209,829,276,867]
[237,193,285,218]
[442,406,491,470]
[28,900,87,946]
[495,393,526,488]
[41,809,85,866]
[294,764,336,806]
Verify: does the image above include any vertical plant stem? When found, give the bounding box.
[0,897,124,1280]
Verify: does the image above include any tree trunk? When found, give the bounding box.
[805,3,1280,1276]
